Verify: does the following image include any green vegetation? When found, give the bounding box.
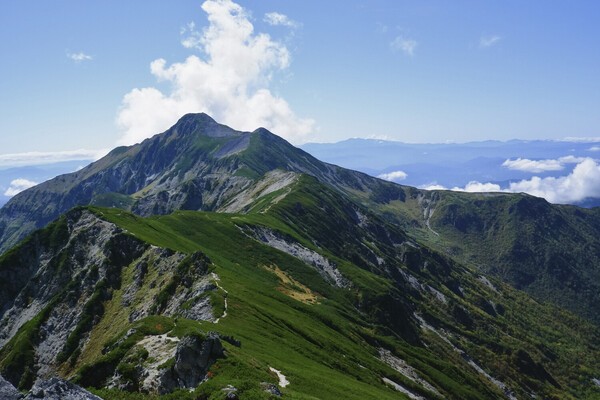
[1,113,600,398]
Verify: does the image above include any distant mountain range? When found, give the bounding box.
[1,114,599,399]
[301,138,600,207]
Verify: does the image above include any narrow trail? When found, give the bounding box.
[211,272,228,324]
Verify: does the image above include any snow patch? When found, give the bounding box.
[269,367,290,388]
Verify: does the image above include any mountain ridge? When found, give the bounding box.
[1,114,600,398]
[2,113,600,328]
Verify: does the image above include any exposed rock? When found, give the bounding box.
[382,377,425,400]
[24,378,101,400]
[378,348,441,396]
[246,226,349,288]
[221,384,238,399]
[0,374,22,399]
[261,382,281,397]
[159,333,224,394]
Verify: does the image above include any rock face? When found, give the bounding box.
[24,378,102,400]
[0,374,22,399]
[0,208,216,391]
[159,333,224,394]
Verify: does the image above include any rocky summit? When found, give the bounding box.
[0,114,599,399]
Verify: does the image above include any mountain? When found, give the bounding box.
[1,114,600,398]
[300,138,600,205]
[366,189,600,326]
[0,113,393,254]
[1,113,600,327]
[2,194,600,399]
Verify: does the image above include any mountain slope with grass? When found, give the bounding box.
[1,176,600,399]
[3,113,599,330]
[1,114,600,398]
[370,189,600,325]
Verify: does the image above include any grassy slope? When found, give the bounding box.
[88,190,600,400]
[3,175,600,399]
[90,207,417,400]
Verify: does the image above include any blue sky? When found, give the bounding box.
[1,0,599,157]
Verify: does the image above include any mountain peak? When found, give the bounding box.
[171,112,241,138]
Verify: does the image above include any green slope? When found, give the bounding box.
[75,177,600,399]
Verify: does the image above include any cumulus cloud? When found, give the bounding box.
[507,158,600,204]
[425,158,600,204]
[479,35,501,48]
[4,179,38,197]
[0,149,108,167]
[264,12,300,28]
[117,0,314,146]
[420,184,447,191]
[180,22,203,48]
[377,170,408,182]
[67,52,93,62]
[460,181,501,192]
[391,36,417,56]
[589,146,600,152]
[502,156,587,173]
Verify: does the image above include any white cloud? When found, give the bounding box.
[391,36,417,56]
[264,12,300,28]
[502,156,587,173]
[421,184,447,191]
[589,146,600,152]
[4,179,38,197]
[457,181,501,192]
[67,52,93,62]
[426,158,600,204]
[479,35,501,48]
[377,170,408,182]
[180,22,203,48]
[117,0,314,146]
[560,137,600,143]
[507,158,600,204]
[0,149,108,167]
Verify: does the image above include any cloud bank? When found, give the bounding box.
[502,156,585,173]
[4,179,38,197]
[0,149,108,167]
[117,0,314,146]
[377,170,408,182]
[423,158,600,204]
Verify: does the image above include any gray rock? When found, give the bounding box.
[261,382,282,397]
[0,375,22,400]
[24,378,102,400]
[159,334,224,394]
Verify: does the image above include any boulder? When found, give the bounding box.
[0,375,22,400]
[24,378,102,400]
[159,333,224,393]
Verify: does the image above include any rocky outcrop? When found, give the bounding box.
[24,378,102,400]
[0,374,22,399]
[0,209,216,390]
[158,333,224,394]
[245,226,349,287]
